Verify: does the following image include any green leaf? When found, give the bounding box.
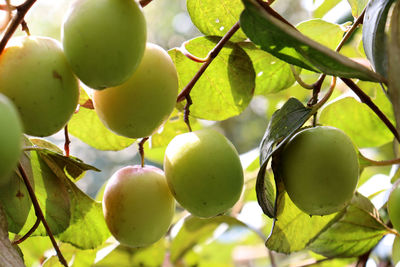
[68,90,135,151]
[319,97,393,148]
[170,216,247,263]
[265,191,338,253]
[238,42,295,95]
[362,0,395,77]
[296,19,345,51]
[169,36,255,120]
[94,240,167,267]
[313,0,341,18]
[257,98,314,218]
[150,109,201,148]
[187,0,246,41]
[387,0,400,136]
[55,177,110,249]
[0,146,71,236]
[240,0,385,82]
[308,193,388,257]
[42,243,97,267]
[348,0,369,18]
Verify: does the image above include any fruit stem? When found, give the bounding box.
[17,163,68,267]
[184,95,193,132]
[0,0,37,54]
[341,77,400,142]
[138,137,149,167]
[359,152,400,166]
[64,125,71,157]
[179,40,209,63]
[139,0,153,8]
[11,217,40,245]
[290,65,314,90]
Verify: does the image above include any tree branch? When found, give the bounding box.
[18,164,68,267]
[139,0,153,8]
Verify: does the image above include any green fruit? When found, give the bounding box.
[102,165,175,248]
[393,236,400,265]
[388,185,400,232]
[0,94,22,184]
[62,0,146,89]
[93,43,178,138]
[0,36,79,137]
[278,126,359,215]
[164,129,244,218]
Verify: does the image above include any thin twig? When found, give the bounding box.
[177,22,240,102]
[341,78,400,142]
[179,41,209,63]
[359,153,400,166]
[139,0,153,8]
[0,0,37,54]
[138,137,149,167]
[64,125,71,157]
[290,65,314,89]
[184,95,193,132]
[17,164,68,267]
[12,217,40,245]
[335,8,365,51]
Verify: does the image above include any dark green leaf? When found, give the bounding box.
[257,98,313,217]
[169,36,255,120]
[308,193,388,257]
[362,0,395,77]
[187,0,246,41]
[240,0,385,82]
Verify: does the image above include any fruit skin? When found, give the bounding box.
[102,165,175,248]
[0,94,22,185]
[278,126,359,215]
[0,36,79,137]
[62,0,146,89]
[388,185,400,232]
[93,43,178,138]
[164,129,244,218]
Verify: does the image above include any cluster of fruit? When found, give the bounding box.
[0,0,245,249]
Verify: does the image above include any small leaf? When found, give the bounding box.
[238,42,295,95]
[257,98,313,217]
[347,0,369,18]
[170,216,247,263]
[169,36,255,120]
[362,0,396,77]
[240,0,385,82]
[68,90,135,151]
[187,0,246,41]
[308,193,388,257]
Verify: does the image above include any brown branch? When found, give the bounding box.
[341,78,400,142]
[17,164,68,267]
[64,125,71,157]
[184,95,193,132]
[0,0,37,54]
[177,22,240,102]
[139,0,153,8]
[12,217,40,245]
[335,8,365,51]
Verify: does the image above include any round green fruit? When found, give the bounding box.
[0,94,22,184]
[62,0,146,89]
[164,129,244,218]
[388,185,400,232]
[102,165,175,248]
[278,126,359,215]
[393,236,400,266]
[93,43,178,138]
[0,36,79,137]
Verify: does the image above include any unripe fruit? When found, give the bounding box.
[62,0,146,89]
[0,94,22,184]
[93,43,178,138]
[102,165,175,248]
[388,185,400,232]
[164,129,244,218]
[0,36,79,137]
[278,126,359,215]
